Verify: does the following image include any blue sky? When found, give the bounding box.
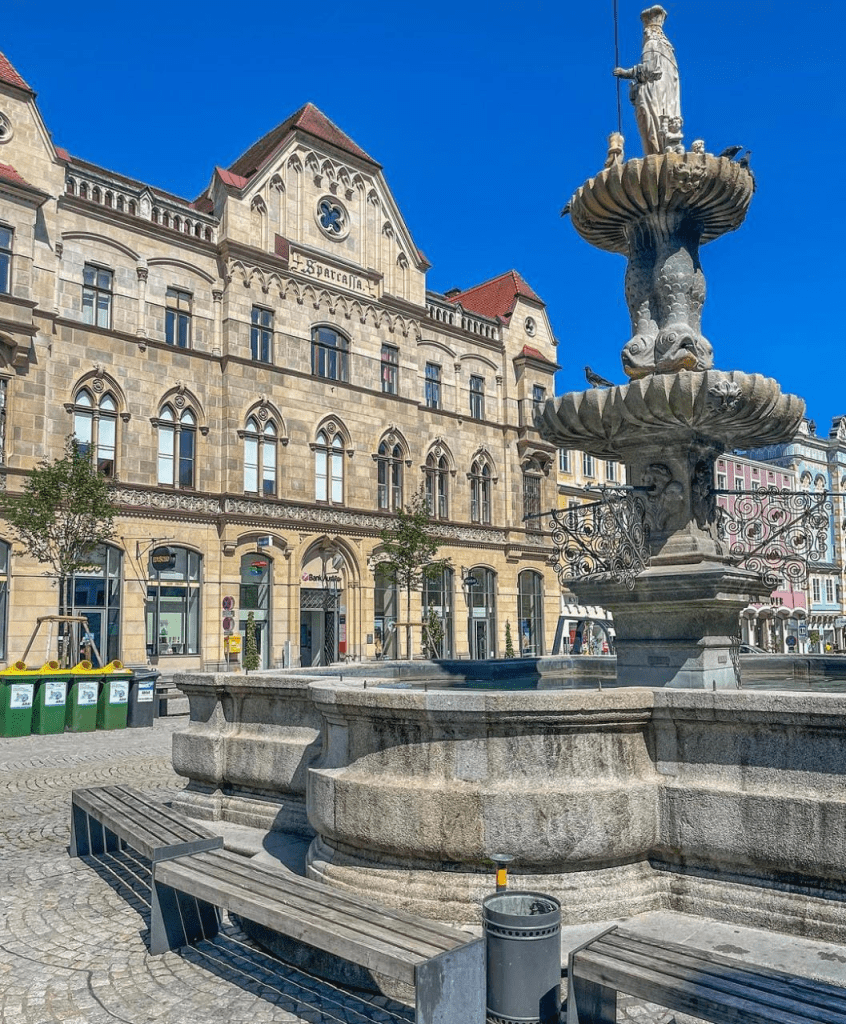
[4,0,844,428]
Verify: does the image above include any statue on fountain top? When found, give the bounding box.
[613,5,683,156]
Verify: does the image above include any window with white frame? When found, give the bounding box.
[470,459,491,524]
[812,577,821,602]
[425,450,448,519]
[82,264,113,328]
[606,460,616,482]
[157,404,196,489]
[558,449,570,473]
[582,452,595,477]
[72,387,118,477]
[826,578,834,603]
[377,439,403,510]
[315,427,344,504]
[244,416,277,495]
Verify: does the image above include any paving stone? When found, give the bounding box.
[0,719,691,1023]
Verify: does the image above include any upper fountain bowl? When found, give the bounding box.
[569,152,755,254]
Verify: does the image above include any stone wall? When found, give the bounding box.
[172,672,846,940]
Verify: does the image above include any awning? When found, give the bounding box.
[559,602,613,623]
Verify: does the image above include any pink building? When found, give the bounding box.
[715,455,808,652]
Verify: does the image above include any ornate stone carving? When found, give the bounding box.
[691,457,717,530]
[567,153,754,379]
[707,378,744,412]
[641,463,684,534]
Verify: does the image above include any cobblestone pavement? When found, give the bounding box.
[0,721,691,1024]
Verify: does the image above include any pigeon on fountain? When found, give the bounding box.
[718,145,744,159]
[738,150,752,169]
[584,365,614,388]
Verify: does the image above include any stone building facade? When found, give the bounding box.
[0,52,560,669]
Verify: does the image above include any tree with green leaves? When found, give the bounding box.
[0,436,119,664]
[379,488,451,659]
[504,620,515,658]
[422,604,445,659]
[243,611,260,672]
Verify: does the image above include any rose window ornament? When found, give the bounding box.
[316,197,349,239]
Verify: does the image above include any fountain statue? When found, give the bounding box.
[539,5,804,688]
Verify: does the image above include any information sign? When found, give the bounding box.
[45,682,67,707]
[10,684,33,709]
[109,680,129,705]
[137,682,155,703]
[78,682,98,706]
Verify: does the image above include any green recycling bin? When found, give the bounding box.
[96,674,130,730]
[65,675,100,732]
[32,675,71,735]
[0,674,36,737]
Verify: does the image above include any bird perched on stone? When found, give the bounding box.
[718,145,744,159]
[560,201,571,217]
[738,150,752,169]
[585,365,614,388]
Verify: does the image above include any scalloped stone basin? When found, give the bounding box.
[569,152,754,255]
[537,369,805,459]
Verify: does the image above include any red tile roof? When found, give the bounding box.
[446,270,545,320]
[54,146,71,162]
[0,51,32,93]
[228,102,380,180]
[0,162,31,187]
[518,344,557,365]
[215,167,249,190]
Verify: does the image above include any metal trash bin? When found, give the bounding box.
[0,667,36,737]
[126,669,160,728]
[483,890,562,1024]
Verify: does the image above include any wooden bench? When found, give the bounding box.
[568,926,846,1024]
[152,847,485,1024]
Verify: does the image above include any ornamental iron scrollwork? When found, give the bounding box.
[547,487,650,591]
[716,488,832,590]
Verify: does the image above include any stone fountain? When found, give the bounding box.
[538,4,804,688]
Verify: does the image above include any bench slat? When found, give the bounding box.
[575,947,841,1024]
[603,931,846,1020]
[155,854,427,985]
[163,850,463,962]
[180,849,467,956]
[72,786,221,861]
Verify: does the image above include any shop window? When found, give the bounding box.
[146,547,201,656]
[422,566,453,658]
[68,543,122,664]
[518,570,544,656]
[374,563,399,660]
[72,387,118,477]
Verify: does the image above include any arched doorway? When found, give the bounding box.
[466,566,496,660]
[300,547,345,666]
[239,552,272,669]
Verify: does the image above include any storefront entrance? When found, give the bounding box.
[239,552,271,669]
[300,550,345,667]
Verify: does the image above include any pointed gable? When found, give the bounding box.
[227,102,380,182]
[447,270,544,321]
[0,51,33,94]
